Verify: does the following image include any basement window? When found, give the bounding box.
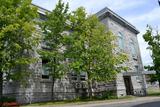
[80,72,86,81]
[80,75,86,81]
[71,73,77,81]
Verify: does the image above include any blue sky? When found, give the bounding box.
[32,0,160,66]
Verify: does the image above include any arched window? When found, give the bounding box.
[118,32,124,49]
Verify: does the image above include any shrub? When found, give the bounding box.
[94,90,117,100]
[0,96,16,103]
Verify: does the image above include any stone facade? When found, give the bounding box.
[3,6,146,103]
[96,7,146,97]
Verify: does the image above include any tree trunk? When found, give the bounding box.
[51,78,55,100]
[0,71,3,99]
[158,80,160,89]
[51,57,56,100]
[88,80,92,99]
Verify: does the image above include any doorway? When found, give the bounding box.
[123,76,133,95]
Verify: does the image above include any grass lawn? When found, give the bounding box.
[21,96,136,107]
[21,89,160,107]
[147,88,160,96]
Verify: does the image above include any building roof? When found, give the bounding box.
[32,4,51,15]
[96,7,139,34]
[33,4,139,34]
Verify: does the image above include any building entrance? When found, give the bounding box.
[123,76,133,95]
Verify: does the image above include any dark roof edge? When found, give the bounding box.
[32,3,51,15]
[96,7,140,34]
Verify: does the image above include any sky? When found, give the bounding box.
[32,0,160,66]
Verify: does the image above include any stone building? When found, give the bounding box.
[3,6,146,103]
[96,7,146,97]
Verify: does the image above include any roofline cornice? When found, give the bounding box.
[32,4,140,34]
[32,4,51,15]
[96,7,140,34]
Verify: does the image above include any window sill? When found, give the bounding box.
[40,80,52,83]
[40,77,52,83]
[132,55,138,60]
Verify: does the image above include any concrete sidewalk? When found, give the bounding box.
[58,96,160,107]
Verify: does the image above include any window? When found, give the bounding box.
[131,43,136,55]
[135,65,139,72]
[130,39,137,57]
[117,32,124,50]
[80,72,86,81]
[71,72,77,81]
[136,76,141,82]
[70,72,86,81]
[42,59,49,79]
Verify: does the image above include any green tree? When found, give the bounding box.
[65,7,128,98]
[143,26,160,87]
[0,0,39,99]
[39,0,69,100]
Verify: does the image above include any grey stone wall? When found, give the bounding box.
[100,17,145,97]
[3,75,77,104]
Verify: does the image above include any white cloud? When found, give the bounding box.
[104,0,146,11]
[126,7,160,25]
[32,0,58,10]
[32,0,146,13]
[67,0,147,14]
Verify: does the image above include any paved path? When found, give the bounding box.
[55,97,160,107]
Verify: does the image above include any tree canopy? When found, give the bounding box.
[65,7,128,97]
[143,26,160,86]
[39,0,70,99]
[0,0,39,98]
[0,0,128,100]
